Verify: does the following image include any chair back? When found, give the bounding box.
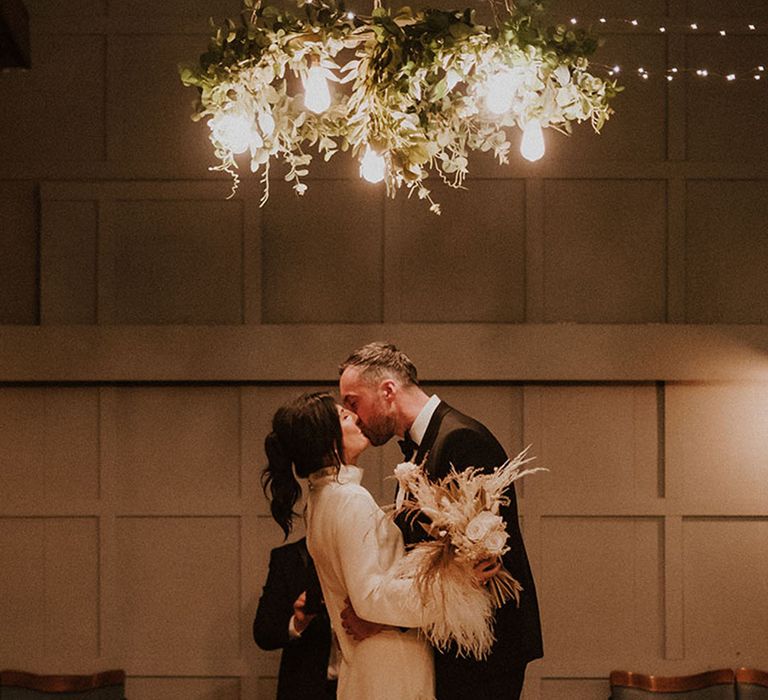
[0,670,125,699]
[610,669,736,700]
[736,668,768,700]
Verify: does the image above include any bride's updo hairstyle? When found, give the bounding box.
[262,392,343,537]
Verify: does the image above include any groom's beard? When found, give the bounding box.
[359,414,396,447]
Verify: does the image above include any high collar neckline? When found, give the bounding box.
[308,464,362,489]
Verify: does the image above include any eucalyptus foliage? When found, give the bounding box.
[181,0,620,213]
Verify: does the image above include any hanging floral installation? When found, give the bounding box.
[180,0,621,213]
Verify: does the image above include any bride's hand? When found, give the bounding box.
[472,557,501,584]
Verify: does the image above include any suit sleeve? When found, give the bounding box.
[334,487,432,628]
[252,548,296,650]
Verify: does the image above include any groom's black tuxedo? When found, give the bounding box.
[402,400,543,699]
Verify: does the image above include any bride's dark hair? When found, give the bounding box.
[262,392,343,537]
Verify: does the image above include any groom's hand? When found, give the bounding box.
[473,557,502,584]
[340,597,386,641]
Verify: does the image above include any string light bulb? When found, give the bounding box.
[360,147,385,183]
[303,65,332,113]
[520,121,545,162]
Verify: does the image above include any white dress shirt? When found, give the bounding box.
[408,394,441,446]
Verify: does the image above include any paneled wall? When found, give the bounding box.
[1,380,766,699]
[1,0,767,699]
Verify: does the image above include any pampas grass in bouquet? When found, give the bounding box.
[392,447,544,659]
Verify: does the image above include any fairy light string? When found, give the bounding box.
[555,13,768,83]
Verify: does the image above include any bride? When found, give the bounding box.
[262,391,435,699]
[263,392,496,699]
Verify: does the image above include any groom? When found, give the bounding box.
[339,342,542,700]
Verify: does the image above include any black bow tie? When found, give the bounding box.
[398,431,418,461]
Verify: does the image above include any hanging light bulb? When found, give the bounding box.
[303,65,331,113]
[257,111,275,136]
[208,112,255,154]
[360,147,385,183]
[520,121,545,162]
[485,69,518,115]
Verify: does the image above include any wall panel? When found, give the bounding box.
[0,35,106,164]
[540,517,664,665]
[114,516,240,660]
[553,33,668,163]
[682,518,768,666]
[41,200,99,324]
[393,181,526,323]
[108,0,240,18]
[525,384,660,503]
[40,183,261,325]
[261,181,384,323]
[542,180,667,323]
[538,678,611,700]
[106,386,241,505]
[685,181,768,324]
[0,387,100,501]
[126,677,241,700]
[102,200,245,324]
[666,383,768,508]
[0,518,98,662]
[0,182,37,324]
[686,36,768,163]
[24,0,107,17]
[685,0,768,15]
[110,35,214,175]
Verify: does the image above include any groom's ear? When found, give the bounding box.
[380,378,397,400]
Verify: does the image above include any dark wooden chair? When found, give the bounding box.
[0,669,126,699]
[736,668,768,700]
[610,669,736,699]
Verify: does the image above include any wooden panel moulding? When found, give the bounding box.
[0,324,767,382]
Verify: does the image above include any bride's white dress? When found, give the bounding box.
[306,464,435,700]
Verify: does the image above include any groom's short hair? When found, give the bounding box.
[339,342,419,386]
